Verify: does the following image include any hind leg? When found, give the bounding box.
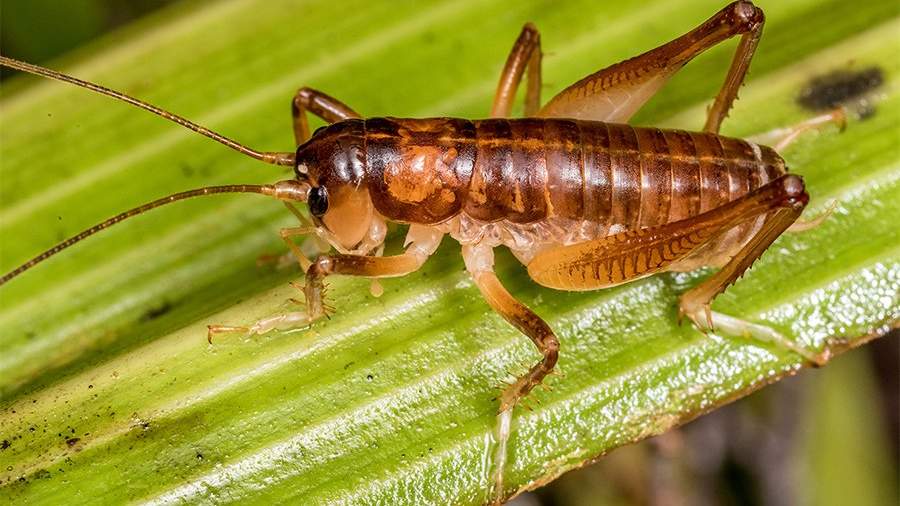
[748,108,847,152]
[538,1,765,131]
[743,108,846,234]
[677,186,826,364]
[525,175,820,364]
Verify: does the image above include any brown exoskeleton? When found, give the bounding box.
[1,2,844,502]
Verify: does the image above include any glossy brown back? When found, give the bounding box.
[364,117,475,224]
[326,118,785,228]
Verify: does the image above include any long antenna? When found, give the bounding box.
[0,55,295,166]
[0,183,298,286]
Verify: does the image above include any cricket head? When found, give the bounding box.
[0,55,387,286]
[292,120,379,251]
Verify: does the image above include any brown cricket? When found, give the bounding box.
[0,2,843,502]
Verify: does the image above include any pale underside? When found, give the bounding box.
[433,211,766,275]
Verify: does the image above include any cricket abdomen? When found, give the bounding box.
[360,117,786,232]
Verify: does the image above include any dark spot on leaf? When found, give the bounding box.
[797,66,884,116]
[196,453,203,461]
[65,437,80,447]
[140,300,174,322]
[1,440,10,450]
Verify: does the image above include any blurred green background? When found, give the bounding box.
[0,0,172,78]
[1,1,897,505]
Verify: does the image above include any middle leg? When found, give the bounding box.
[491,23,542,118]
[291,87,362,144]
[464,243,559,411]
[462,242,559,503]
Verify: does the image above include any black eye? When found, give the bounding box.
[308,186,329,217]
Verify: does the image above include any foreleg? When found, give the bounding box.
[208,225,441,341]
[303,225,442,320]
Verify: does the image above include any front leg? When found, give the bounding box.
[462,242,559,504]
[208,225,441,341]
[304,253,420,319]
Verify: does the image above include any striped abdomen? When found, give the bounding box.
[359,117,786,230]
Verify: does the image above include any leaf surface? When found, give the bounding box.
[1,0,898,503]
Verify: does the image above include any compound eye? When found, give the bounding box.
[308,186,329,217]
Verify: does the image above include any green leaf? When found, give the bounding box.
[798,350,897,506]
[1,0,897,503]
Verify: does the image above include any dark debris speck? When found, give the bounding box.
[797,66,884,111]
[139,300,174,322]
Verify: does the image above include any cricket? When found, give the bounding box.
[0,2,845,502]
